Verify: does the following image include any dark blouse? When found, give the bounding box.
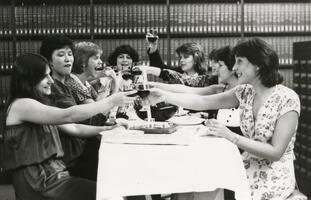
[3,123,63,170]
[50,79,86,167]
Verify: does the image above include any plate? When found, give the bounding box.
[168,116,205,126]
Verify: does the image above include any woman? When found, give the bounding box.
[151,45,240,134]
[148,38,300,200]
[68,41,117,104]
[145,36,210,87]
[107,44,140,91]
[3,53,135,200]
[40,36,114,180]
[107,45,143,120]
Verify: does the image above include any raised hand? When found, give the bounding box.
[103,67,117,80]
[145,30,159,53]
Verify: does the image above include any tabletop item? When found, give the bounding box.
[168,115,205,125]
[134,102,178,121]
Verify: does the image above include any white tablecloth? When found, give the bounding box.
[97,125,251,200]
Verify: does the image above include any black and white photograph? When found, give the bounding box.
[0,0,311,199]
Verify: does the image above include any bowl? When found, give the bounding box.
[134,102,178,122]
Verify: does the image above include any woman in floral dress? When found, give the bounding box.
[147,37,301,200]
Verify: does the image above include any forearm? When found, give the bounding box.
[146,66,161,76]
[148,49,166,68]
[164,91,209,110]
[156,83,220,95]
[229,131,281,161]
[163,90,237,111]
[58,123,118,138]
[65,97,115,123]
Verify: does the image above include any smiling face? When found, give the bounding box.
[116,53,133,71]
[233,56,258,85]
[179,53,195,73]
[50,46,74,79]
[86,52,103,78]
[35,65,54,95]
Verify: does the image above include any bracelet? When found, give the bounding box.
[231,134,240,145]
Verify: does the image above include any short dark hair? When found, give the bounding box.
[72,42,102,74]
[232,37,283,87]
[8,53,50,105]
[40,35,75,61]
[213,46,235,71]
[176,42,207,75]
[208,48,217,61]
[108,45,139,66]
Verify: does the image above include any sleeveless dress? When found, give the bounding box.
[3,122,96,200]
[235,84,300,200]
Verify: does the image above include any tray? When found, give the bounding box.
[140,124,177,134]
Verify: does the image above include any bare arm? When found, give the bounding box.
[7,91,136,125]
[152,82,225,95]
[237,111,298,161]
[57,123,120,138]
[209,111,299,161]
[149,88,239,111]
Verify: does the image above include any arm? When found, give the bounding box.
[147,49,183,73]
[57,123,120,138]
[152,82,225,95]
[148,88,239,111]
[8,91,136,125]
[209,111,299,161]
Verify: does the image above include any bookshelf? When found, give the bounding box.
[0,0,311,188]
[293,41,311,196]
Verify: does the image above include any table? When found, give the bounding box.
[96,125,251,200]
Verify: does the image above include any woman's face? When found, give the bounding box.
[86,52,103,78]
[50,46,74,77]
[217,61,232,84]
[233,56,258,85]
[210,60,219,76]
[116,53,133,71]
[179,53,195,73]
[35,65,54,95]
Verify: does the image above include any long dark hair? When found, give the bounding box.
[8,53,51,106]
[233,37,283,87]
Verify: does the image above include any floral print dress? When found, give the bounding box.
[235,84,301,200]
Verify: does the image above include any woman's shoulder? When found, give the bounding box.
[6,98,41,126]
[276,84,299,100]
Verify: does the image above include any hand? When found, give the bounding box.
[103,67,117,79]
[204,119,234,141]
[115,118,130,129]
[147,88,166,106]
[145,32,159,53]
[96,67,116,79]
[146,81,159,88]
[110,90,137,106]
